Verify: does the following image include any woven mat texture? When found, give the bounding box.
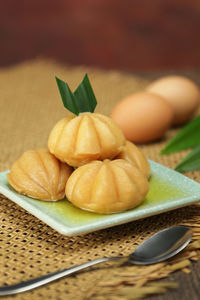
[0,60,200,300]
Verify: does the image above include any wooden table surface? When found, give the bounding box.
[150,261,200,300]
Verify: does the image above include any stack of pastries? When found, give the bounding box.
[7,77,150,214]
[8,112,150,214]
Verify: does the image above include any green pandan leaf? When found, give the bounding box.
[74,74,97,113]
[55,76,79,115]
[175,144,200,172]
[55,74,97,115]
[161,116,200,154]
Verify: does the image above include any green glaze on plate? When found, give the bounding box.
[0,160,199,235]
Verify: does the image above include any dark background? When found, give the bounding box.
[0,0,200,71]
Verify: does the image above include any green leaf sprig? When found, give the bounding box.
[175,144,200,172]
[55,73,97,115]
[161,115,200,172]
[161,116,200,154]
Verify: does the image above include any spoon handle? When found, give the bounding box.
[0,256,122,296]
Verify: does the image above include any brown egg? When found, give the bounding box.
[146,76,200,125]
[110,92,174,143]
[7,149,73,201]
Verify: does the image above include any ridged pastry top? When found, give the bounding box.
[116,141,150,178]
[48,112,125,167]
[65,159,149,214]
[7,149,73,201]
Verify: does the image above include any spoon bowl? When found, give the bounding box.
[0,225,192,296]
[129,225,192,265]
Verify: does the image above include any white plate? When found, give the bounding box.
[0,160,200,235]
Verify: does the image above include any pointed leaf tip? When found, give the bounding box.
[161,116,200,155]
[55,76,79,115]
[74,73,97,113]
[55,73,97,115]
[175,144,200,173]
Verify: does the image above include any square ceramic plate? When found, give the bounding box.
[0,160,200,236]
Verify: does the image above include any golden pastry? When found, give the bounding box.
[116,141,150,178]
[48,112,125,167]
[7,148,73,201]
[65,159,149,214]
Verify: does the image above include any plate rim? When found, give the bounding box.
[1,160,200,236]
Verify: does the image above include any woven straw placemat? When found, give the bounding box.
[0,60,200,300]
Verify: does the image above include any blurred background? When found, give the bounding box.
[0,0,200,71]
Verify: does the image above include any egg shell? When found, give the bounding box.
[146,76,200,125]
[111,92,174,143]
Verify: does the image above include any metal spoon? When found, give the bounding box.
[0,225,192,296]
